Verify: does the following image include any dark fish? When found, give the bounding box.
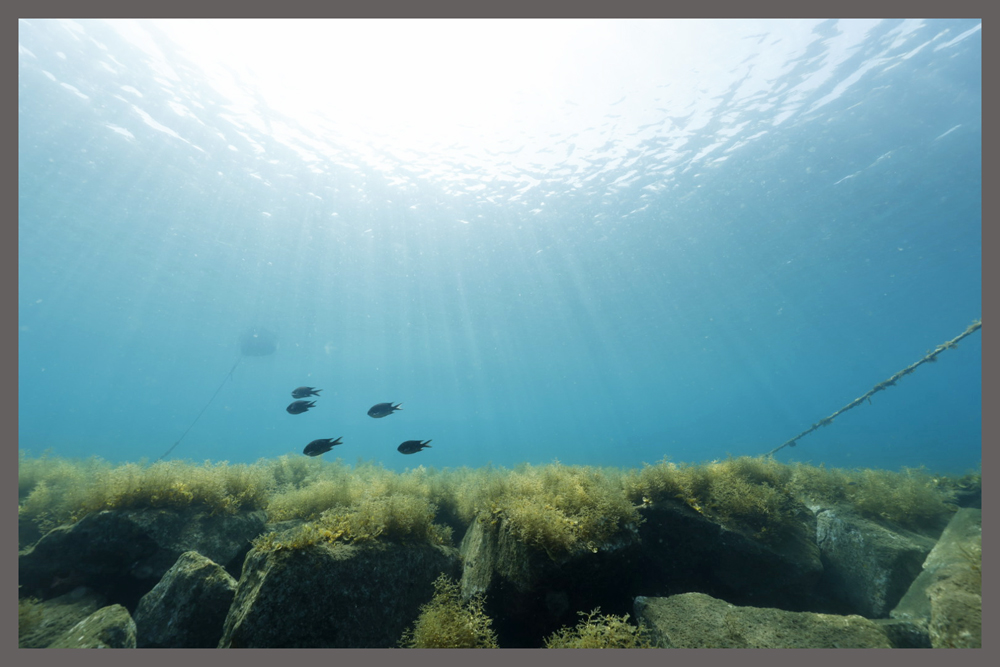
[292,386,322,399]
[286,400,316,415]
[303,437,343,457]
[368,402,402,418]
[397,439,431,455]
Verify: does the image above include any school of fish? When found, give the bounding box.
[287,388,430,458]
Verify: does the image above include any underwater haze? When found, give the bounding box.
[18,19,981,474]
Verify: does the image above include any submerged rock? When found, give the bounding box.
[891,508,981,648]
[812,505,936,617]
[633,498,823,611]
[18,508,266,609]
[134,551,238,648]
[47,604,137,648]
[219,541,461,648]
[18,587,108,648]
[460,513,643,647]
[634,592,892,648]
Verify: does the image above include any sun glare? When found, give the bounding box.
[148,19,587,151]
[103,19,869,180]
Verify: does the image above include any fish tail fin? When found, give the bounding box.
[394,403,403,410]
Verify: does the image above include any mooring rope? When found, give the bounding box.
[768,318,982,457]
[156,353,243,461]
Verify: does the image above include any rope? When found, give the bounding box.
[156,353,243,461]
[768,318,981,457]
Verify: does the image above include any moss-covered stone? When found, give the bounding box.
[17,588,108,648]
[813,505,936,618]
[47,604,137,648]
[219,541,461,647]
[887,508,982,648]
[634,495,822,611]
[634,593,892,648]
[18,507,265,608]
[134,551,238,648]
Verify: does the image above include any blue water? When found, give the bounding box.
[18,19,981,474]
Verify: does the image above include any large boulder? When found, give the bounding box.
[134,550,238,648]
[219,541,461,647]
[633,498,823,611]
[634,592,892,648]
[890,508,981,648]
[18,508,266,609]
[812,505,936,617]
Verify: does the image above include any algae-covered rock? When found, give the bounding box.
[634,497,822,610]
[134,550,238,648]
[18,587,108,648]
[219,541,460,647]
[928,568,981,648]
[18,508,266,607]
[871,618,932,648]
[812,504,936,617]
[634,592,892,648]
[891,508,981,630]
[47,604,137,648]
[888,508,982,648]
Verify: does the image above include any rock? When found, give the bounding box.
[18,508,266,609]
[460,515,643,646]
[18,587,108,648]
[633,498,823,610]
[48,604,137,648]
[634,592,892,648]
[871,618,932,648]
[928,571,981,648]
[219,541,461,647]
[892,508,981,625]
[19,513,44,549]
[888,508,981,648]
[812,504,936,617]
[134,550,238,648]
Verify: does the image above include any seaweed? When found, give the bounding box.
[17,451,968,554]
[399,574,498,648]
[459,463,643,559]
[253,494,453,552]
[544,608,653,648]
[624,456,798,542]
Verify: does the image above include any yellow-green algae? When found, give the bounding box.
[544,608,654,648]
[18,596,44,647]
[399,574,499,648]
[623,456,799,541]
[454,462,642,558]
[19,450,965,556]
[252,494,453,551]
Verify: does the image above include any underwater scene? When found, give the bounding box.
[18,19,981,648]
